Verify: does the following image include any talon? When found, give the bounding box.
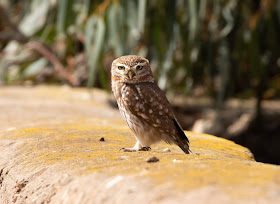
[139,147,151,151]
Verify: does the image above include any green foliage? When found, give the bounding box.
[0,0,280,101]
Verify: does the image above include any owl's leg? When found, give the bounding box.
[121,141,151,152]
[121,141,141,152]
[134,141,151,151]
[133,140,142,150]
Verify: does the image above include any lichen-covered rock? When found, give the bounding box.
[0,86,279,204]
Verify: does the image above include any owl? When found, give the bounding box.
[111,55,190,154]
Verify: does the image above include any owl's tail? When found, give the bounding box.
[173,119,190,154]
[177,140,190,154]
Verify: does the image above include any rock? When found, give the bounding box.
[172,159,183,163]
[146,156,160,163]
[0,86,280,204]
[163,148,171,152]
[99,137,105,142]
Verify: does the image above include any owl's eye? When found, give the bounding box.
[118,66,125,70]
[136,65,143,70]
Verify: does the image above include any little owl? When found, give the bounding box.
[111,55,190,154]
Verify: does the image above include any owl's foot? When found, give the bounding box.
[139,147,151,151]
[120,147,151,152]
[120,141,151,152]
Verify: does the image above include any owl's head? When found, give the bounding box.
[111,55,154,84]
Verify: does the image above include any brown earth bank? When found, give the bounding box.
[0,85,280,204]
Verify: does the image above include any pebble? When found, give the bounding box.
[83,149,93,152]
[6,127,16,131]
[99,137,105,142]
[173,159,183,163]
[146,156,159,163]
[163,148,171,152]
[119,156,129,160]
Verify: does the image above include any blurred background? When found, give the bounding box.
[0,0,280,164]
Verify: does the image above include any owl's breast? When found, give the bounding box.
[112,82,169,146]
[113,83,144,126]
[113,83,136,118]
[112,83,131,119]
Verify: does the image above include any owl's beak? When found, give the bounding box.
[127,70,135,79]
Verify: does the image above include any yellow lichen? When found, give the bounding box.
[2,123,279,198]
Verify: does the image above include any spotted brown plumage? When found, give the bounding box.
[111,55,190,153]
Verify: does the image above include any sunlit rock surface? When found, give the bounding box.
[0,86,279,204]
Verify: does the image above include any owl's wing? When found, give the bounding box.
[126,82,190,153]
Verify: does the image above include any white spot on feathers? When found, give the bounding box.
[139,113,148,120]
[136,102,145,111]
[136,86,143,98]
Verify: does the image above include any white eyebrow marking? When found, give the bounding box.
[133,62,146,68]
[116,63,128,68]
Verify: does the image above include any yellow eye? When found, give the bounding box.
[118,66,125,70]
[137,65,143,70]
